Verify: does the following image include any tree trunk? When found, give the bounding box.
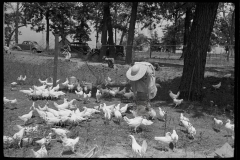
[99,2,108,61]
[15,2,19,44]
[106,2,116,58]
[46,10,50,51]
[125,2,138,64]
[119,16,131,45]
[180,7,191,59]
[3,4,5,47]
[179,2,219,101]
[172,11,178,54]
[228,9,235,59]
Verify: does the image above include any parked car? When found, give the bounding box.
[90,45,125,60]
[70,42,91,55]
[14,41,43,53]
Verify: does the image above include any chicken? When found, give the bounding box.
[4,97,11,104]
[76,83,82,92]
[44,117,61,125]
[120,104,129,114]
[35,133,52,146]
[22,75,27,81]
[213,118,223,125]
[113,107,122,124]
[75,90,84,100]
[101,103,115,114]
[83,106,100,114]
[173,98,183,108]
[45,111,56,118]
[38,102,49,111]
[62,78,69,86]
[13,127,25,147]
[103,106,112,123]
[187,124,196,138]
[17,75,23,81]
[225,119,234,135]
[117,87,126,95]
[60,135,79,154]
[35,106,47,119]
[212,82,221,90]
[68,84,74,92]
[141,118,153,126]
[129,135,147,157]
[58,109,72,117]
[31,144,48,158]
[68,99,76,108]
[65,52,71,61]
[180,113,189,122]
[51,128,70,137]
[53,101,69,110]
[224,73,231,78]
[171,130,178,147]
[123,91,134,99]
[169,90,180,99]
[39,78,48,85]
[86,91,92,100]
[180,119,192,129]
[11,82,17,86]
[95,89,102,103]
[123,116,144,133]
[148,108,157,120]
[10,98,17,104]
[109,88,118,97]
[52,84,60,91]
[115,103,121,111]
[18,110,33,123]
[158,107,166,119]
[154,132,173,145]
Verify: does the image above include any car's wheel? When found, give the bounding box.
[32,48,37,53]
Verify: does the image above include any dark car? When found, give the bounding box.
[15,41,43,53]
[90,45,125,59]
[70,42,91,55]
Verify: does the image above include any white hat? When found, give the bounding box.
[126,64,148,81]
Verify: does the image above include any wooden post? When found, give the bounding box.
[53,34,59,87]
[149,42,152,58]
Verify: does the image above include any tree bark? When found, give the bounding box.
[180,7,192,59]
[179,2,219,101]
[15,2,20,44]
[106,2,116,58]
[125,2,138,64]
[99,2,108,61]
[3,4,5,47]
[46,10,50,51]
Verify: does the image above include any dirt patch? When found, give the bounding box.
[4,52,234,158]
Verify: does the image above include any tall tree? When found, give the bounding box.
[179,2,219,101]
[15,2,20,43]
[125,2,138,64]
[99,2,109,61]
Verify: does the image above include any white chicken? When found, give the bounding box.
[95,89,102,103]
[3,97,11,104]
[169,90,180,99]
[35,133,52,146]
[10,98,17,104]
[51,128,70,137]
[53,101,69,110]
[44,117,61,125]
[75,90,84,100]
[154,132,173,145]
[171,130,178,147]
[86,91,92,101]
[212,82,221,90]
[52,84,60,91]
[18,110,33,123]
[13,127,25,147]
[129,135,147,157]
[58,109,72,117]
[187,124,196,138]
[35,106,47,119]
[180,113,189,122]
[173,98,183,108]
[113,107,122,123]
[39,78,48,85]
[158,107,166,119]
[31,144,48,158]
[148,108,157,120]
[180,119,192,129]
[224,73,231,78]
[213,118,223,125]
[62,78,69,86]
[123,116,144,133]
[225,119,234,135]
[141,118,153,126]
[120,104,129,114]
[65,52,71,61]
[67,84,74,92]
[123,91,134,99]
[60,134,79,154]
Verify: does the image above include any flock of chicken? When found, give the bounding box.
[3,74,234,158]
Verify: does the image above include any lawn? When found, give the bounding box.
[3,51,234,158]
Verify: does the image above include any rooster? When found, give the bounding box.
[169,90,180,99]
[123,116,143,133]
[60,134,79,154]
